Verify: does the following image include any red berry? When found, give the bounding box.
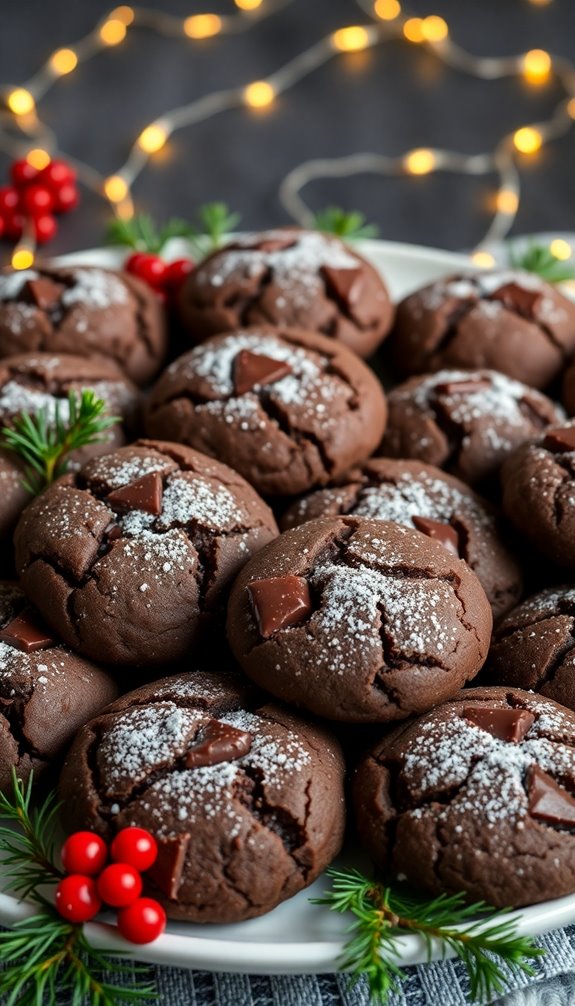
[117,898,166,944]
[22,184,54,216]
[128,252,167,288]
[0,186,20,217]
[97,863,143,907]
[39,159,76,190]
[0,217,5,240]
[164,258,195,290]
[4,211,25,240]
[110,828,158,872]
[55,875,102,923]
[52,182,79,214]
[34,214,57,244]
[124,252,148,275]
[61,832,108,876]
[10,158,39,189]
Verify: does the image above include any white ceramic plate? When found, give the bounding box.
[3,237,575,974]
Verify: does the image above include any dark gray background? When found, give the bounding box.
[1,0,574,256]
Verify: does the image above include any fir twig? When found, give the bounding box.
[0,772,62,899]
[106,203,240,259]
[313,206,379,240]
[1,389,118,494]
[186,202,242,257]
[509,239,575,283]
[315,868,544,1004]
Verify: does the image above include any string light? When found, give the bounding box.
[243,80,276,108]
[404,148,436,174]
[26,148,51,170]
[234,0,263,8]
[495,189,520,213]
[183,14,222,39]
[550,238,572,259]
[331,27,371,52]
[403,18,425,43]
[137,123,168,153]
[421,16,449,42]
[471,251,496,268]
[11,247,35,270]
[103,174,129,202]
[522,48,552,83]
[99,19,128,45]
[110,6,135,24]
[513,126,543,153]
[49,48,78,76]
[6,88,35,115]
[373,0,401,20]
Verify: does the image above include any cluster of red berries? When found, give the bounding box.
[125,252,195,303]
[0,157,79,245]
[55,827,167,944]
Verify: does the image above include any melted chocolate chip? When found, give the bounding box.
[0,608,55,653]
[106,472,163,515]
[528,766,575,826]
[489,282,541,317]
[321,265,363,307]
[435,378,492,396]
[462,706,535,743]
[543,427,575,454]
[184,718,253,768]
[148,834,190,900]
[24,277,65,311]
[247,575,312,638]
[255,237,297,253]
[412,516,460,557]
[233,350,292,396]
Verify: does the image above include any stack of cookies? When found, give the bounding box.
[3,231,575,924]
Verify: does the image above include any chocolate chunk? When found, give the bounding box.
[0,608,55,653]
[148,834,190,900]
[106,472,163,515]
[411,516,460,557]
[247,575,312,638]
[233,350,292,396]
[434,378,492,396]
[321,265,363,307]
[24,277,65,311]
[255,237,297,252]
[543,427,575,454]
[463,706,535,742]
[528,766,575,826]
[185,718,253,768]
[489,282,541,317]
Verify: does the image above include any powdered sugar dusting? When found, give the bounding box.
[0,271,39,300]
[61,269,129,310]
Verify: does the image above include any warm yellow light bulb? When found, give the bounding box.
[374,0,401,20]
[235,0,263,9]
[421,15,449,42]
[137,123,168,153]
[550,238,572,260]
[404,148,436,174]
[403,17,425,43]
[495,189,519,214]
[471,251,496,269]
[26,148,51,170]
[6,88,35,116]
[117,196,134,220]
[99,19,127,45]
[331,26,371,52]
[528,0,552,6]
[49,48,78,76]
[12,248,35,270]
[104,175,129,202]
[523,48,552,83]
[513,126,543,154]
[183,14,222,38]
[243,80,275,108]
[110,5,135,24]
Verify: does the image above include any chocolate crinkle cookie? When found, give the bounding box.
[353,686,575,908]
[502,420,575,567]
[380,368,564,487]
[14,440,278,667]
[487,586,575,710]
[177,228,394,358]
[0,581,118,791]
[146,326,387,497]
[58,670,346,923]
[388,269,575,389]
[227,516,492,723]
[0,265,167,385]
[0,449,30,555]
[281,458,522,618]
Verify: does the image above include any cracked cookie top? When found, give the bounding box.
[145,325,387,497]
[0,581,118,790]
[380,368,563,487]
[177,228,394,358]
[0,265,167,385]
[280,457,522,619]
[389,270,575,389]
[226,515,492,723]
[57,669,345,923]
[353,686,575,908]
[14,440,278,667]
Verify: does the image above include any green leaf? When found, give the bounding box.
[313,206,379,240]
[509,239,575,283]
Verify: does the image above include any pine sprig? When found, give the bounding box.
[106,202,240,259]
[509,239,575,283]
[1,389,119,494]
[313,206,379,240]
[315,868,544,1004]
[0,773,62,898]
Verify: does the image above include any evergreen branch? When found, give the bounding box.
[314,868,544,1004]
[0,772,63,898]
[509,239,575,283]
[1,389,119,495]
[313,206,379,240]
[106,203,240,258]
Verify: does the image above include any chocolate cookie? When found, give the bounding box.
[487,587,575,709]
[388,270,575,388]
[281,458,521,618]
[227,516,492,723]
[146,326,387,497]
[14,440,278,667]
[0,581,118,790]
[58,670,345,922]
[177,229,393,358]
[501,420,575,567]
[0,352,139,466]
[563,358,575,415]
[0,449,30,557]
[380,368,563,487]
[0,265,167,385]
[353,686,575,908]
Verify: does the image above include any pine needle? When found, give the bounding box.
[509,239,575,283]
[313,206,379,240]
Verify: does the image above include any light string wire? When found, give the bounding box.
[0,0,573,269]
